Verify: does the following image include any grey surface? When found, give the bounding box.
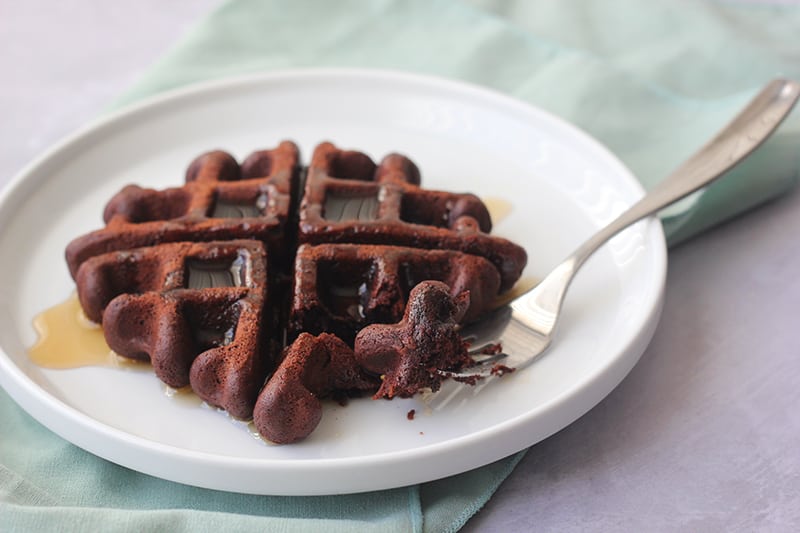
[466,191,800,531]
[2,1,799,531]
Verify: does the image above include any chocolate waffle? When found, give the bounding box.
[75,240,273,419]
[298,142,526,292]
[65,141,300,279]
[63,139,529,442]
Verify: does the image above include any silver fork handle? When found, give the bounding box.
[514,79,800,333]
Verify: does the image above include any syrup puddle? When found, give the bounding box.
[492,275,539,308]
[483,196,513,225]
[483,195,538,307]
[28,293,148,371]
[163,385,204,407]
[27,297,269,440]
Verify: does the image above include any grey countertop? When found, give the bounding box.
[2,1,798,530]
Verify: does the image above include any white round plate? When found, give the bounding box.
[0,69,666,495]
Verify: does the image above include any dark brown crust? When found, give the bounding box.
[298,142,527,292]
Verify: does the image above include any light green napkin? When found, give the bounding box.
[3,0,800,531]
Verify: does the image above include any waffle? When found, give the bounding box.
[64,140,529,442]
[65,141,300,279]
[75,240,273,419]
[298,142,526,292]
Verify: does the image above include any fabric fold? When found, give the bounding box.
[116,0,800,246]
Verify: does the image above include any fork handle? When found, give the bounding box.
[515,79,800,332]
[570,78,800,272]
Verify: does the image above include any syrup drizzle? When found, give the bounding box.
[28,293,147,370]
[163,385,204,407]
[482,196,513,225]
[323,193,380,221]
[211,200,262,218]
[492,276,539,309]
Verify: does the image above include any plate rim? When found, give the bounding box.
[0,67,667,495]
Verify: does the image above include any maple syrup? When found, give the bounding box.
[482,196,513,225]
[28,293,146,370]
[492,276,539,308]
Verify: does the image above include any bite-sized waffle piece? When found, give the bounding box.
[355,281,472,399]
[298,141,527,291]
[65,141,300,278]
[288,243,502,345]
[75,240,274,419]
[253,332,379,444]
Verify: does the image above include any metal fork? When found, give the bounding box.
[444,78,800,381]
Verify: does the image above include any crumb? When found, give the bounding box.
[451,373,483,385]
[481,342,503,355]
[490,364,515,377]
[407,409,416,420]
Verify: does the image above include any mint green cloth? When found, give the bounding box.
[3,0,800,531]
